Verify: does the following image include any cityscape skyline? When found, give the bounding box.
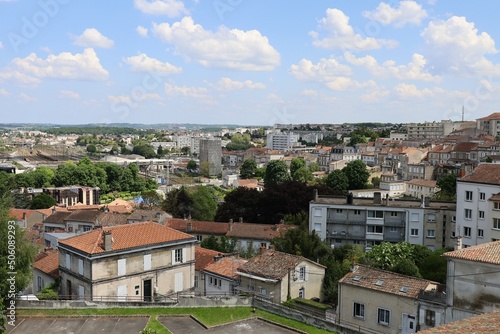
[1,1,500,125]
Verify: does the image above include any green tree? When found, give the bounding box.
[292,166,313,183]
[435,173,457,200]
[240,158,257,179]
[325,170,349,195]
[86,144,97,154]
[308,162,320,172]
[264,160,291,186]
[30,193,57,209]
[199,161,210,178]
[343,160,370,190]
[418,248,450,284]
[191,186,217,221]
[364,242,416,270]
[393,258,421,277]
[140,190,163,209]
[187,160,197,173]
[1,198,38,302]
[157,145,164,156]
[290,158,306,177]
[370,176,381,188]
[132,145,156,159]
[181,146,190,156]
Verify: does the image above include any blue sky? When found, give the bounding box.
[1,0,500,125]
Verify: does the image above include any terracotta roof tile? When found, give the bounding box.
[452,142,478,152]
[166,219,229,235]
[459,164,500,185]
[8,209,35,220]
[195,246,221,271]
[339,265,434,298]
[226,223,297,240]
[477,112,500,121]
[65,210,103,223]
[443,241,500,265]
[42,211,72,225]
[58,221,195,255]
[417,309,500,333]
[238,250,309,280]
[205,257,247,279]
[33,251,59,278]
[407,179,437,188]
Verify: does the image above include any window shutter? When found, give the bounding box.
[65,254,71,269]
[305,266,309,281]
[182,247,187,263]
[144,254,152,270]
[172,249,176,264]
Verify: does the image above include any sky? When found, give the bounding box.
[1,0,500,126]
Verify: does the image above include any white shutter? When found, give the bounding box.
[118,259,126,276]
[305,266,309,281]
[78,259,83,275]
[182,247,187,263]
[171,249,176,264]
[144,254,152,270]
[117,285,127,302]
[65,254,71,269]
[174,272,183,292]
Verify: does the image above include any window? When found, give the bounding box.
[336,209,343,214]
[465,191,473,201]
[367,225,383,234]
[390,211,398,217]
[411,213,419,221]
[174,248,183,263]
[144,254,152,271]
[377,308,390,326]
[78,259,83,275]
[298,287,305,298]
[314,208,322,217]
[480,192,486,201]
[368,211,383,218]
[411,228,419,237]
[464,226,472,238]
[83,226,91,232]
[299,266,306,281]
[425,310,436,327]
[37,276,44,292]
[353,302,365,319]
[464,209,472,220]
[194,275,198,288]
[389,226,398,232]
[494,218,500,230]
[427,229,435,238]
[479,211,485,219]
[260,242,267,248]
[118,259,126,276]
[65,254,71,270]
[427,214,436,222]
[353,210,361,215]
[196,235,202,241]
[478,229,484,238]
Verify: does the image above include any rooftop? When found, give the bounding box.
[166,219,229,235]
[443,241,500,265]
[459,164,500,185]
[204,257,247,279]
[195,246,223,271]
[417,309,500,334]
[226,223,296,241]
[33,251,59,278]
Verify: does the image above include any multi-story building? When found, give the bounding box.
[266,132,299,151]
[199,138,222,176]
[309,192,456,251]
[476,112,500,137]
[456,163,500,247]
[43,186,100,207]
[406,120,455,140]
[331,146,360,162]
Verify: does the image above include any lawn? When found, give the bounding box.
[18,307,337,334]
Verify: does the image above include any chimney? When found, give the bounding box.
[228,220,233,231]
[313,188,318,201]
[259,246,266,254]
[239,217,243,223]
[374,192,382,204]
[347,192,353,205]
[268,244,275,251]
[52,206,56,214]
[103,230,112,251]
[350,259,359,272]
[424,197,430,208]
[187,221,192,232]
[274,224,279,231]
[455,236,463,250]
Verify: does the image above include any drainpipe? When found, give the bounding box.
[287,268,291,300]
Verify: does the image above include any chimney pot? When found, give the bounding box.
[103,230,113,251]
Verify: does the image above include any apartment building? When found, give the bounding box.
[406,120,455,140]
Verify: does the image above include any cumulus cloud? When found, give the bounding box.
[0,71,41,85]
[123,53,182,75]
[134,0,188,17]
[58,90,80,99]
[290,57,352,82]
[136,26,148,38]
[213,77,266,90]
[152,17,280,71]
[165,82,216,104]
[363,1,428,28]
[421,16,499,76]
[394,83,434,97]
[73,28,114,48]
[10,48,109,81]
[310,8,397,50]
[344,52,440,82]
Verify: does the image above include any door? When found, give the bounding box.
[117,285,127,302]
[66,279,72,299]
[78,285,85,300]
[402,314,416,334]
[174,272,183,292]
[143,279,152,302]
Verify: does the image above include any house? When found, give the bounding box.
[165,218,229,243]
[405,179,438,199]
[8,209,48,229]
[32,250,59,293]
[203,256,247,296]
[126,209,171,224]
[442,240,500,322]
[57,222,197,301]
[226,222,296,254]
[64,210,104,233]
[237,249,326,303]
[194,247,222,295]
[42,211,72,232]
[43,186,100,207]
[337,265,440,334]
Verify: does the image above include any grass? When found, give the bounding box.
[18,307,337,334]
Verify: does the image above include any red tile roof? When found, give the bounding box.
[166,219,229,235]
[459,164,500,185]
[407,179,437,188]
[418,309,500,333]
[339,265,435,298]
[477,112,500,121]
[204,257,247,279]
[33,251,59,278]
[8,209,36,220]
[226,223,297,241]
[238,250,314,280]
[443,241,500,265]
[195,246,222,271]
[58,221,195,255]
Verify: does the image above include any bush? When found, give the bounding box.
[36,286,59,300]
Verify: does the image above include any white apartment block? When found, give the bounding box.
[406,120,455,140]
[266,132,299,151]
[456,164,500,247]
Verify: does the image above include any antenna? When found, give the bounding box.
[462,105,464,122]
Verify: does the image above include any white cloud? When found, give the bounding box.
[0,88,10,96]
[136,26,148,38]
[213,77,266,90]
[40,46,51,53]
[394,83,433,98]
[310,8,397,50]
[290,57,352,82]
[59,90,80,99]
[301,89,318,97]
[124,53,182,75]
[10,48,109,81]
[361,88,390,102]
[73,28,114,48]
[421,16,499,76]
[152,17,280,71]
[164,82,210,99]
[0,71,40,85]
[344,52,440,82]
[363,1,428,28]
[18,93,36,102]
[134,0,188,17]
[108,95,133,105]
[0,41,3,49]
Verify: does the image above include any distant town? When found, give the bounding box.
[2,113,500,333]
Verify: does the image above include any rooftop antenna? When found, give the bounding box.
[462,105,464,122]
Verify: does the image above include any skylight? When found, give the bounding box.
[400,285,409,293]
[353,275,363,281]
[375,279,384,286]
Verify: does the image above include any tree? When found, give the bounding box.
[191,186,217,221]
[140,190,163,209]
[181,146,191,156]
[157,145,164,156]
[370,176,381,188]
[364,242,416,270]
[132,145,156,159]
[264,160,291,186]
[343,160,370,190]
[393,258,421,277]
[290,158,306,177]
[1,198,38,304]
[162,187,193,218]
[240,159,257,179]
[215,187,261,223]
[436,173,457,200]
[187,160,197,173]
[308,162,320,172]
[325,170,349,195]
[30,193,57,209]
[199,161,210,178]
[418,248,450,284]
[292,166,313,183]
[86,144,97,154]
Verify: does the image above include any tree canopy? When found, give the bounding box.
[325,169,349,195]
[239,158,257,179]
[30,193,57,209]
[343,160,370,190]
[263,160,291,186]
